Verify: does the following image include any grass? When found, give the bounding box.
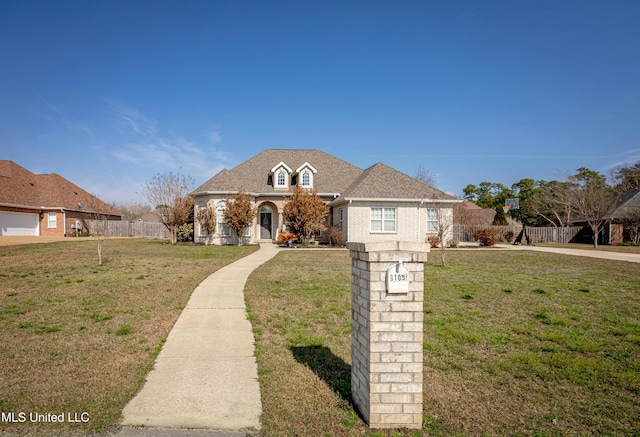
[244,249,640,436]
[0,239,257,436]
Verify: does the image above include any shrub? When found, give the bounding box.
[426,235,441,248]
[326,226,345,247]
[473,228,499,247]
[277,232,298,245]
[448,239,459,248]
[177,223,193,242]
[503,230,515,243]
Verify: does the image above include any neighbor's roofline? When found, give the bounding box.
[0,202,122,216]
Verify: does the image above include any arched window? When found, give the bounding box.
[302,171,310,187]
[217,201,230,236]
[277,170,286,187]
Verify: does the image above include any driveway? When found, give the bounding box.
[503,244,640,263]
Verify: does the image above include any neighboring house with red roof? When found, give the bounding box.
[453,200,497,225]
[0,160,121,237]
[191,149,459,245]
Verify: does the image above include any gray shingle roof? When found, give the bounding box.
[339,162,456,200]
[192,149,455,201]
[192,149,363,195]
[608,185,640,219]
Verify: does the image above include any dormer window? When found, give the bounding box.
[301,171,311,187]
[294,162,317,189]
[270,161,292,189]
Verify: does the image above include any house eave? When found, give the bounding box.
[0,202,48,211]
[329,197,461,206]
[63,207,122,216]
[0,203,121,217]
[192,190,341,198]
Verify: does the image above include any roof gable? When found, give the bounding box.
[340,162,455,200]
[270,162,293,174]
[295,162,318,174]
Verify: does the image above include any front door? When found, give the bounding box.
[260,212,272,239]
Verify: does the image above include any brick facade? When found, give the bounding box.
[348,241,428,429]
[341,201,454,244]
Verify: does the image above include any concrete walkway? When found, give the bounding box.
[502,244,640,263]
[120,243,280,433]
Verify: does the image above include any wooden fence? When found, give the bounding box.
[453,224,583,244]
[526,226,584,244]
[89,221,169,239]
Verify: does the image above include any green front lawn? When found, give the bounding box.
[0,239,257,436]
[245,250,640,436]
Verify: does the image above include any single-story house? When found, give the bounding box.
[0,160,121,237]
[191,149,459,245]
[570,184,640,245]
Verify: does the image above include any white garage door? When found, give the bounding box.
[0,212,39,236]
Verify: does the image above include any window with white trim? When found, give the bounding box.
[48,212,57,229]
[277,170,286,187]
[301,171,311,187]
[216,201,231,236]
[371,207,396,233]
[426,208,439,233]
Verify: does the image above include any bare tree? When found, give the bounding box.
[224,187,257,245]
[283,185,329,244]
[435,207,454,266]
[415,164,437,187]
[140,172,194,245]
[110,202,153,221]
[567,168,615,248]
[85,201,117,265]
[529,181,574,227]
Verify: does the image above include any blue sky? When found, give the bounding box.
[1,1,639,203]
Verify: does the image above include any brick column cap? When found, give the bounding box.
[347,241,431,254]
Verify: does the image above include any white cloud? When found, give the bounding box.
[601,147,640,171]
[33,97,93,137]
[208,130,223,144]
[105,101,236,193]
[111,128,231,174]
[105,99,158,136]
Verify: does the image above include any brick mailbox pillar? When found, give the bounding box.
[347,241,429,429]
